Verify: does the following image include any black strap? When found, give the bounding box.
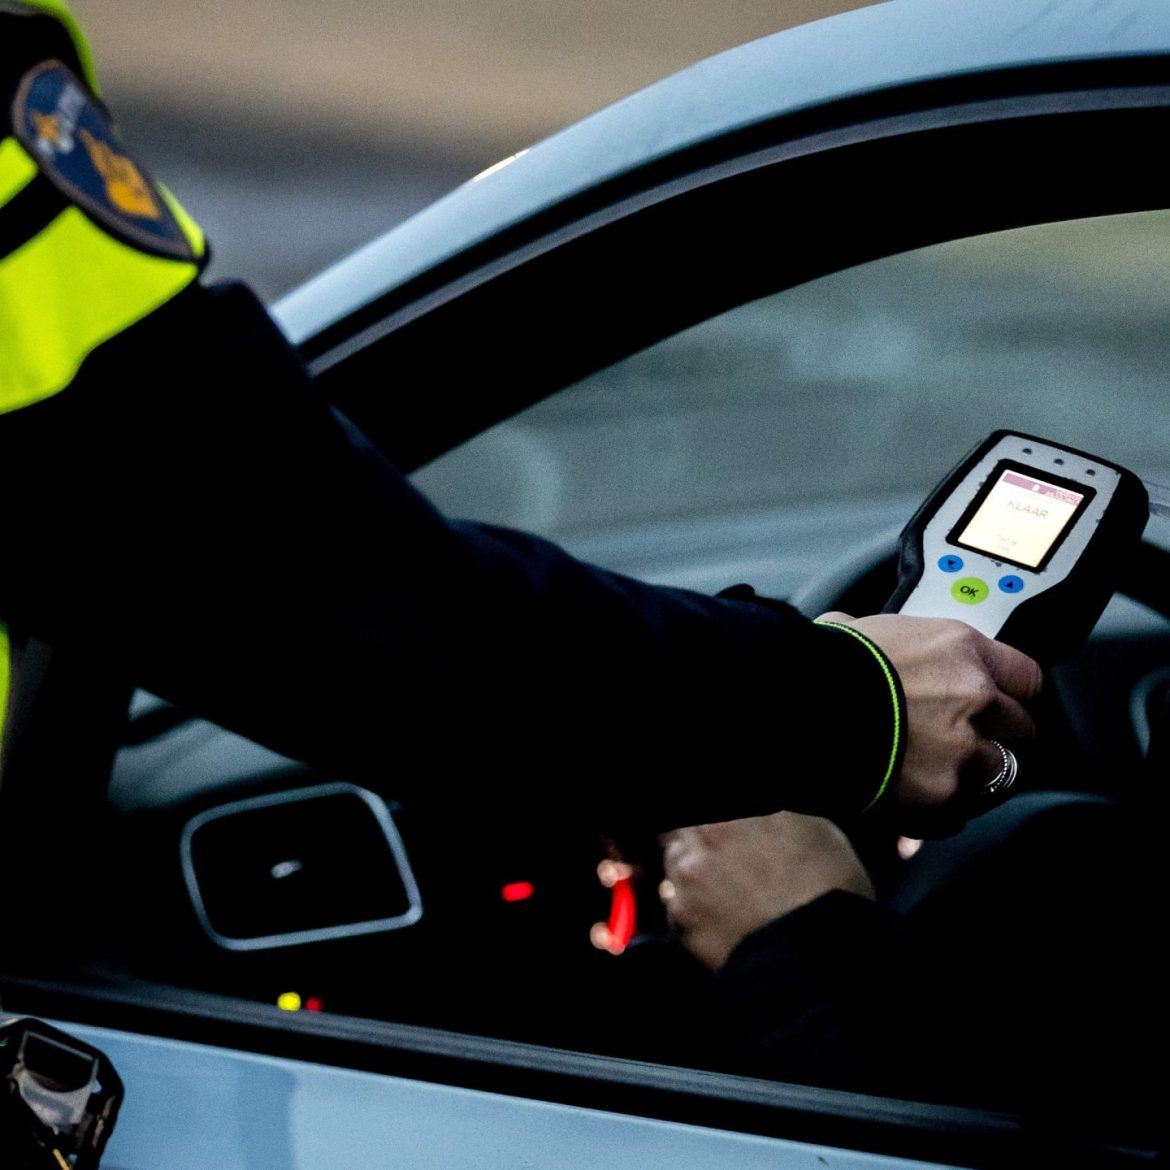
[0,11,82,92]
[0,170,65,262]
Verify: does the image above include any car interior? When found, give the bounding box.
[2,62,1168,1167]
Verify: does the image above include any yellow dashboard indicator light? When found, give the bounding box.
[277,991,302,1012]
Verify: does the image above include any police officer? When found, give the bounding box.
[0,2,1041,834]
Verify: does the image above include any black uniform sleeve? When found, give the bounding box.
[710,891,946,1095]
[0,281,904,832]
[710,806,1162,1128]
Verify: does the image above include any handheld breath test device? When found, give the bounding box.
[885,431,1148,663]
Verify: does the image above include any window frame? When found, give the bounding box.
[3,49,1170,1170]
[305,64,1170,477]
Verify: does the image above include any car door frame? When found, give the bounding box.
[4,11,1170,1170]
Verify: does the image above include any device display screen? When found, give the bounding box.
[951,463,1094,570]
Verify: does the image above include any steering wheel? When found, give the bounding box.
[782,529,1170,884]
[787,527,902,624]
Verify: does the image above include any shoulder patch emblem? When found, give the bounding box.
[12,60,198,263]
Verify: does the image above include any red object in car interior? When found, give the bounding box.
[606,878,636,953]
[501,881,535,903]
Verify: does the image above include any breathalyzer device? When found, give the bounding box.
[885,431,1148,663]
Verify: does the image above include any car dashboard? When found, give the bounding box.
[87,498,1170,1074]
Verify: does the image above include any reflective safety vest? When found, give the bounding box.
[1,0,208,753]
[1,8,207,415]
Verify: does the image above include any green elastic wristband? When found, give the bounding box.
[0,622,9,756]
[815,620,902,811]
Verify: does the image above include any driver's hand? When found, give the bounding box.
[661,812,874,970]
[818,611,1042,829]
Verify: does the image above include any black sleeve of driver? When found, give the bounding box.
[0,281,904,831]
[712,891,954,1099]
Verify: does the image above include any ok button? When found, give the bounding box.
[951,577,989,605]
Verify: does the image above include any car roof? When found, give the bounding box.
[272,0,1170,347]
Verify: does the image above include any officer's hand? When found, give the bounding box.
[661,812,874,970]
[817,612,1042,824]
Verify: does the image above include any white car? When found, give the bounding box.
[3,0,1167,1166]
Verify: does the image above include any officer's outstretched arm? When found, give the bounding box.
[0,4,1030,834]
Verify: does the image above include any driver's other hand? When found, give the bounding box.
[817,611,1043,822]
[660,813,874,971]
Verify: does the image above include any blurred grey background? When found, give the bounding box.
[74,0,879,298]
[71,1,1170,601]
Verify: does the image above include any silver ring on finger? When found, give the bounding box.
[982,740,1018,796]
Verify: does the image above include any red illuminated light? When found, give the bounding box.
[501,881,535,903]
[605,877,636,954]
[304,997,324,1013]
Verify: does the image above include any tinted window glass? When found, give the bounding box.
[416,210,1170,594]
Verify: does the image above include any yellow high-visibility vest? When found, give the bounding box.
[1,1,208,757]
[1,0,206,416]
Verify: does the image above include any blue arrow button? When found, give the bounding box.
[938,555,964,573]
[998,575,1025,594]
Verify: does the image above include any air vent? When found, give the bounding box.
[180,783,422,951]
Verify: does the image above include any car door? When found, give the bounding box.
[2,1,1168,1166]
